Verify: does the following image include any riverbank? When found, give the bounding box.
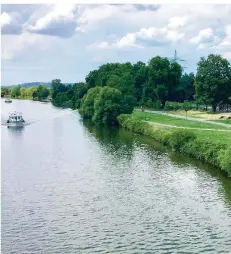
[117,114,231,177]
[2,96,52,102]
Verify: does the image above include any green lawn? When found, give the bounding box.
[133,111,231,130]
[211,119,231,125]
[193,129,231,145]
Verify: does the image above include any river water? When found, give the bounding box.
[1,99,231,254]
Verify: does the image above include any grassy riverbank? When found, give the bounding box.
[133,111,231,130]
[117,114,231,177]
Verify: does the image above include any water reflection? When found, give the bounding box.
[84,120,231,210]
[7,125,25,133]
[83,120,136,161]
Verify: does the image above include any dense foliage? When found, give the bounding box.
[2,53,231,122]
[80,86,135,125]
[1,84,50,100]
[47,54,231,116]
[195,54,231,112]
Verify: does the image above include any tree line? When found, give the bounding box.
[1,84,50,101]
[2,54,231,125]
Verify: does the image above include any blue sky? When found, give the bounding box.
[1,4,231,86]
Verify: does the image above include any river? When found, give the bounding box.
[1,99,231,253]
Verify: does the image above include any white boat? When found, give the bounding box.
[6,111,25,126]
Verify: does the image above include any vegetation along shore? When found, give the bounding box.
[2,54,231,175]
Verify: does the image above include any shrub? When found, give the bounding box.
[79,87,102,119]
[168,129,196,152]
[218,147,231,176]
[164,101,182,111]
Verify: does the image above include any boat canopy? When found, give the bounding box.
[8,111,24,122]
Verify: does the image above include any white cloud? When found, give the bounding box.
[190,28,221,49]
[94,25,184,49]
[98,41,110,48]
[0,12,12,26]
[167,16,188,29]
[2,4,231,85]
[77,5,117,30]
[0,11,22,34]
[2,32,50,60]
[27,5,78,37]
[216,25,231,59]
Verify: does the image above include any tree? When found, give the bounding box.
[154,84,168,106]
[92,86,134,125]
[180,72,195,101]
[37,85,49,100]
[85,70,99,88]
[51,79,66,99]
[168,61,183,101]
[132,61,148,103]
[146,56,171,106]
[11,86,21,98]
[1,87,11,97]
[71,83,88,108]
[79,87,102,118]
[195,54,231,112]
[107,72,135,95]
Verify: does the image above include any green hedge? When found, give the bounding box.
[164,101,195,111]
[117,114,231,177]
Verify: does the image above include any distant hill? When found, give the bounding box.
[2,82,75,89]
[2,82,51,88]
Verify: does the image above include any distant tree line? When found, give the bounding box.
[1,84,50,101]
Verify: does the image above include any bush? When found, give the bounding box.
[168,129,196,152]
[218,147,231,176]
[79,87,102,119]
[164,101,195,111]
[164,101,182,111]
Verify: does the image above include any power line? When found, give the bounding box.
[170,50,187,70]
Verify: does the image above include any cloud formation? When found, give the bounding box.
[94,16,186,49]
[190,28,221,49]
[27,5,78,37]
[0,11,22,34]
[1,4,231,86]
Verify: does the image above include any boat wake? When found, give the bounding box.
[1,120,40,127]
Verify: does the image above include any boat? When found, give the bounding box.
[5,98,12,103]
[6,111,25,126]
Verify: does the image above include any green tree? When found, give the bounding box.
[11,86,21,98]
[168,61,183,101]
[92,86,134,125]
[1,88,11,97]
[180,72,195,101]
[132,61,148,103]
[71,83,88,108]
[107,72,135,95]
[79,87,102,118]
[195,54,231,112]
[154,84,168,106]
[51,79,66,100]
[37,85,49,100]
[145,56,171,106]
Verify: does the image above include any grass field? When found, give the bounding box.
[211,119,231,125]
[133,111,231,130]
